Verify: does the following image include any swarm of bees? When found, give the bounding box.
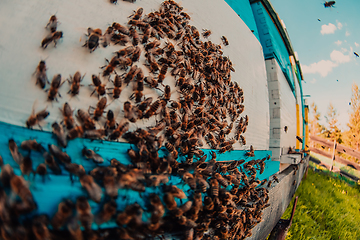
[11,0,278,239]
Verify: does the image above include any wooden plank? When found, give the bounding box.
[309,147,360,171]
[310,135,360,160]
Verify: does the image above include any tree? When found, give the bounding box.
[346,82,360,150]
[310,102,325,136]
[324,102,342,143]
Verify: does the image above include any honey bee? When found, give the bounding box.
[214,173,228,187]
[129,27,141,46]
[162,85,171,102]
[43,151,62,175]
[20,139,45,153]
[45,74,63,101]
[124,65,138,85]
[66,125,84,140]
[8,139,23,165]
[82,147,104,164]
[165,142,178,158]
[67,71,85,96]
[48,144,71,164]
[102,26,114,48]
[163,193,177,211]
[32,214,51,240]
[196,176,209,193]
[108,119,130,140]
[123,101,139,123]
[95,200,118,227]
[76,196,93,230]
[149,193,165,224]
[103,170,119,198]
[90,74,107,98]
[158,64,168,85]
[182,172,196,190]
[218,145,233,154]
[145,53,160,73]
[131,45,141,62]
[112,22,130,35]
[65,163,85,183]
[102,56,120,77]
[80,175,102,203]
[142,27,151,44]
[221,36,229,46]
[52,199,74,230]
[20,156,33,177]
[130,7,144,20]
[105,110,117,130]
[89,97,107,121]
[83,128,107,140]
[34,163,48,182]
[245,145,255,157]
[273,175,279,183]
[46,15,58,33]
[26,103,49,130]
[59,102,75,130]
[76,109,96,130]
[33,60,49,89]
[41,31,63,48]
[128,19,149,29]
[83,28,102,53]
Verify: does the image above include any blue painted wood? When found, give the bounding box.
[0,121,279,229]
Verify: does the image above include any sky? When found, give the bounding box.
[269,0,360,131]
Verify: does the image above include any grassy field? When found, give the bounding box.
[280,165,360,240]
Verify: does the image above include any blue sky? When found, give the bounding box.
[270,0,360,131]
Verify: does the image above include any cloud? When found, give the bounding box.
[335,40,342,46]
[341,48,348,53]
[355,42,359,47]
[346,31,350,36]
[310,78,317,84]
[330,50,351,63]
[337,21,343,30]
[302,60,338,77]
[321,23,337,35]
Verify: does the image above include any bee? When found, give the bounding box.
[131,45,141,62]
[221,36,229,46]
[59,102,75,130]
[163,193,177,210]
[33,60,49,89]
[19,156,34,177]
[107,74,123,100]
[137,96,153,113]
[102,26,114,48]
[43,151,62,175]
[129,27,141,46]
[245,145,255,157]
[130,7,144,20]
[165,142,178,158]
[76,109,96,130]
[48,144,71,164]
[67,125,84,140]
[80,175,102,203]
[65,163,85,183]
[102,56,120,77]
[89,97,107,121]
[145,53,160,73]
[32,215,51,240]
[103,170,119,198]
[105,110,117,130]
[128,19,149,29]
[67,71,85,96]
[124,65,138,85]
[158,64,168,85]
[145,40,161,51]
[115,46,135,58]
[90,74,107,98]
[118,56,133,70]
[76,196,93,230]
[83,28,102,53]
[124,101,139,123]
[116,203,139,226]
[20,140,45,155]
[52,199,74,230]
[83,128,107,140]
[41,31,63,48]
[149,193,165,224]
[26,103,49,130]
[142,27,151,44]
[34,163,48,182]
[144,76,159,89]
[112,22,130,35]
[161,85,171,102]
[46,74,63,101]
[196,176,209,193]
[95,199,117,225]
[8,139,23,165]
[214,173,228,187]
[82,147,104,164]
[108,119,130,140]
[46,15,58,33]
[273,175,279,183]
[182,172,196,189]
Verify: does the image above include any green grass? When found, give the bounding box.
[280,167,360,240]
